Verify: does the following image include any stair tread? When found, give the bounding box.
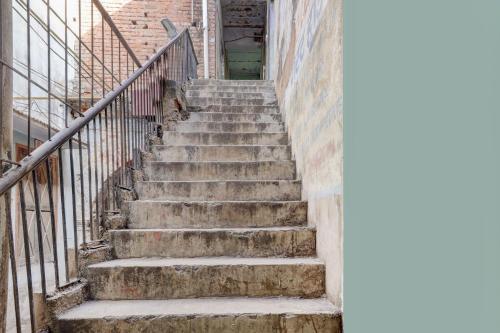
[177,121,284,125]
[110,226,314,233]
[153,144,290,147]
[89,256,323,268]
[129,199,305,203]
[163,131,285,134]
[146,160,294,164]
[137,179,300,184]
[58,297,337,320]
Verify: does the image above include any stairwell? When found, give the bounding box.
[56,80,342,332]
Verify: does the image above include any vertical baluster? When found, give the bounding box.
[93,117,99,240]
[139,76,144,152]
[77,0,86,246]
[32,169,47,297]
[120,93,126,185]
[68,138,79,274]
[135,80,140,168]
[90,1,96,240]
[85,123,94,241]
[126,56,131,171]
[58,148,70,282]
[126,56,131,180]
[98,112,105,226]
[132,81,138,169]
[110,31,116,209]
[110,100,116,209]
[45,158,59,289]
[104,107,111,212]
[18,181,36,332]
[4,193,21,333]
[77,130,86,247]
[148,68,153,139]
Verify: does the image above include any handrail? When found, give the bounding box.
[0,19,197,332]
[92,0,141,67]
[0,28,190,196]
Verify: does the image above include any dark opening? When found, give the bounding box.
[221,0,267,80]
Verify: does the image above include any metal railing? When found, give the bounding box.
[0,0,198,331]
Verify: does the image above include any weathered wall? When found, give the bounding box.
[268,0,343,308]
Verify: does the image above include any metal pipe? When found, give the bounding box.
[0,0,13,329]
[202,0,209,78]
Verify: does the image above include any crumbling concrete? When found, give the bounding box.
[55,79,340,332]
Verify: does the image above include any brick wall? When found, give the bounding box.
[80,0,219,90]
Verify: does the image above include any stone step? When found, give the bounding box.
[152,145,291,162]
[190,79,274,86]
[57,298,341,333]
[190,105,279,113]
[144,161,296,181]
[187,97,277,107]
[125,200,307,229]
[185,91,276,99]
[110,226,315,259]
[187,112,282,123]
[162,132,288,145]
[174,121,285,133]
[186,85,276,93]
[136,180,301,201]
[86,257,325,300]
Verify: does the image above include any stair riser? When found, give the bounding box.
[125,201,307,229]
[191,105,278,113]
[162,132,288,145]
[152,145,292,162]
[58,313,341,333]
[187,112,282,122]
[88,264,325,299]
[174,122,285,133]
[110,228,315,258]
[136,181,301,201]
[187,97,277,107]
[144,161,296,181]
[186,92,276,99]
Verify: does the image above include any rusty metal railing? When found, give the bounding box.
[0,0,197,330]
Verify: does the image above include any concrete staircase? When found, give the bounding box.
[56,80,342,332]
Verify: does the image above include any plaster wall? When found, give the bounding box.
[268,0,343,308]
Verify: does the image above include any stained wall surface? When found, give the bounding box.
[267,0,343,308]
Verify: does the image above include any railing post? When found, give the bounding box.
[0,0,13,330]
